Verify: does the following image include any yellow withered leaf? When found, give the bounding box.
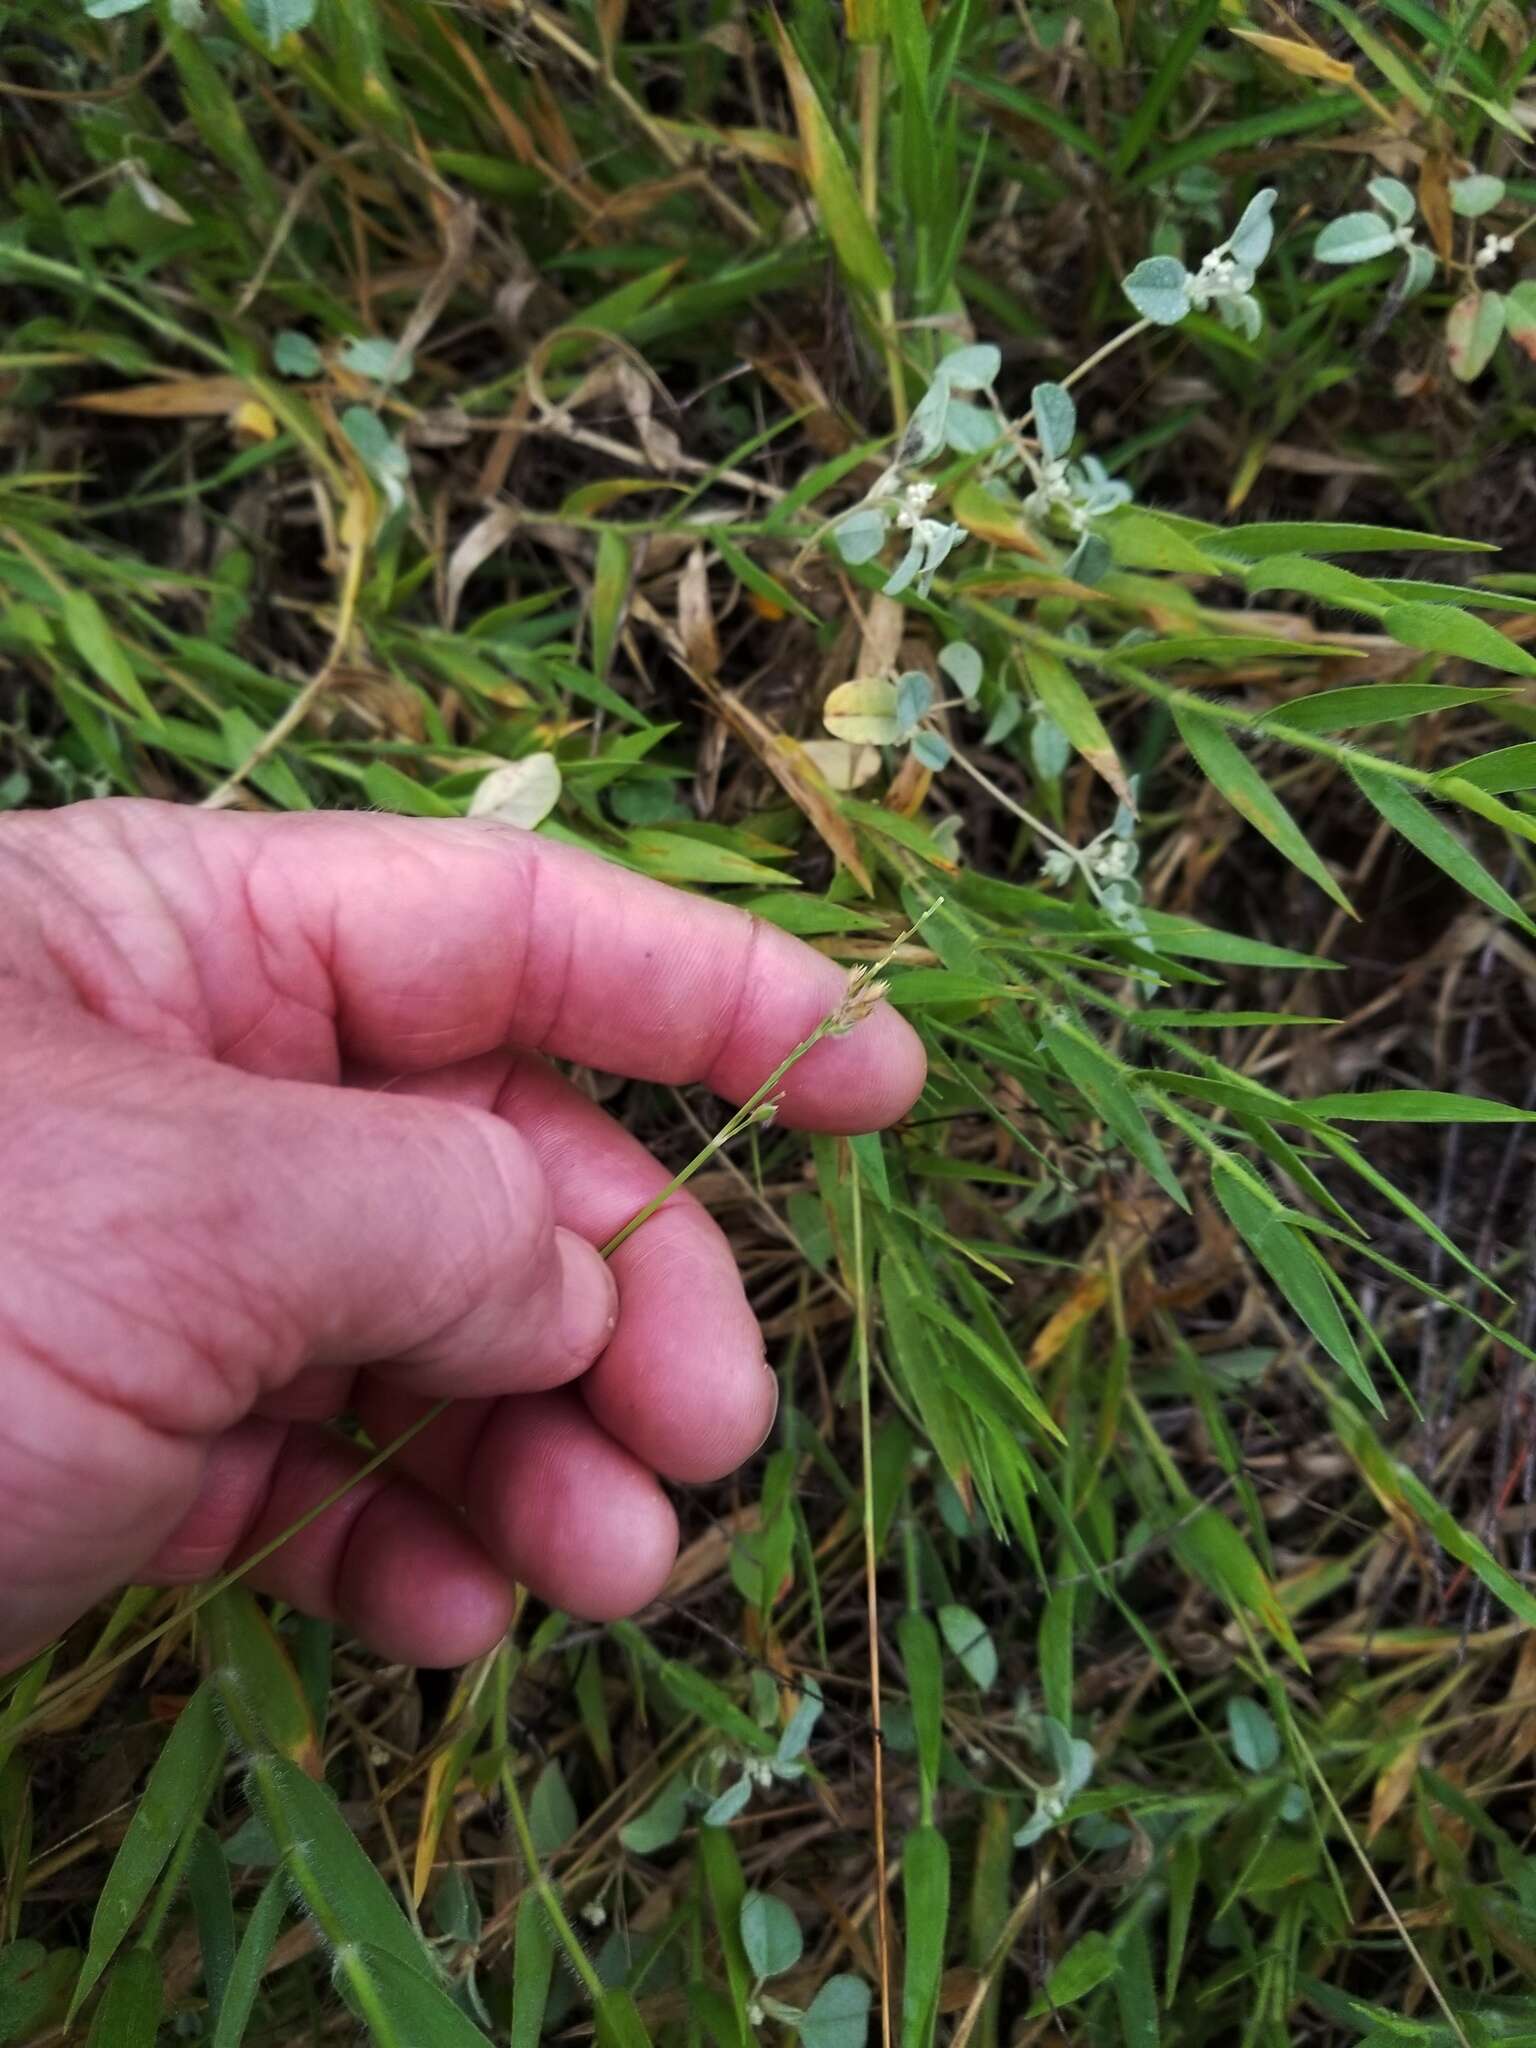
[771,15,893,297]
[823,677,902,745]
[230,399,278,442]
[69,375,254,417]
[1232,29,1355,83]
[952,478,1048,558]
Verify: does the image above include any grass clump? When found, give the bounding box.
[7,2,1536,2044]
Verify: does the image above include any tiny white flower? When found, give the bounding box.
[580,1900,608,1928]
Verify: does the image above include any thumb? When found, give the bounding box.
[0,999,616,1657]
[12,1005,619,1418]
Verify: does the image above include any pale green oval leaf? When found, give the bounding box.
[619,1774,690,1856]
[1122,255,1191,324]
[938,640,982,699]
[894,669,933,739]
[799,1974,872,2048]
[468,753,562,828]
[1446,290,1506,382]
[1401,241,1437,298]
[935,343,1001,391]
[702,1775,754,1827]
[824,677,901,745]
[1314,212,1396,263]
[739,1892,803,1981]
[1032,381,1076,463]
[1365,176,1415,226]
[243,0,316,46]
[340,337,414,385]
[1228,186,1279,267]
[1450,173,1506,218]
[938,1604,998,1690]
[273,330,322,378]
[833,507,889,565]
[1227,1696,1281,1772]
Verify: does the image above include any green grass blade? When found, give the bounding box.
[212,1872,289,2048]
[69,1683,225,2021]
[1174,708,1354,914]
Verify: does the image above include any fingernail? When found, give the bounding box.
[751,1358,781,1455]
[556,1228,618,1369]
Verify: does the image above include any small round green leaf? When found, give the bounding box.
[894,669,933,739]
[739,1892,803,1982]
[775,1679,824,1768]
[824,677,902,745]
[1365,176,1415,226]
[798,1974,872,2048]
[340,406,409,486]
[896,378,951,466]
[911,730,951,771]
[1450,173,1506,219]
[942,399,998,454]
[1227,1696,1281,1773]
[340,336,414,385]
[1032,381,1076,463]
[938,1604,998,1690]
[702,1775,753,1827]
[833,507,889,565]
[1400,242,1436,300]
[243,0,316,43]
[1227,187,1278,268]
[273,330,322,378]
[618,1774,689,1856]
[1122,255,1190,325]
[1445,290,1507,382]
[938,641,982,700]
[1062,531,1112,586]
[1313,213,1397,264]
[934,343,1001,391]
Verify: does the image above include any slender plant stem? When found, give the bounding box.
[850,1151,893,2048]
[498,1745,607,2008]
[947,742,1077,855]
[1014,318,1152,437]
[203,536,366,810]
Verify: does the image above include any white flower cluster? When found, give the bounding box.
[1186,247,1258,311]
[889,478,936,527]
[1477,232,1516,269]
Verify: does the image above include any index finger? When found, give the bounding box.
[60,803,928,1131]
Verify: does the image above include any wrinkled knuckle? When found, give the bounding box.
[426,1102,556,1295]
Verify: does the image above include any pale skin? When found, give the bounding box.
[0,801,926,1671]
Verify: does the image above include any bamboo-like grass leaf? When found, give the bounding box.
[70,1682,225,2020]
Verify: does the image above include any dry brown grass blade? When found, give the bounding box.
[693,671,876,892]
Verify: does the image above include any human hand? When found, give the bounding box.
[0,800,924,1669]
